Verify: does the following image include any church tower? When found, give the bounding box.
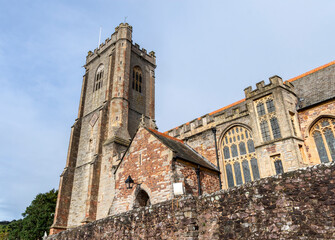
[50,23,156,234]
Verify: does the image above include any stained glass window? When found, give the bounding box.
[311,118,335,163]
[239,142,246,155]
[242,160,251,183]
[223,146,230,159]
[266,99,275,113]
[231,144,238,157]
[260,121,271,142]
[255,96,282,143]
[250,158,260,179]
[270,117,281,139]
[324,129,335,161]
[274,159,284,175]
[222,126,259,188]
[314,131,329,163]
[226,164,234,188]
[247,139,255,153]
[234,162,243,185]
[257,103,266,116]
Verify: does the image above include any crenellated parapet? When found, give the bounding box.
[85,23,155,66]
[86,31,118,64]
[244,75,295,99]
[132,42,156,66]
[165,99,248,139]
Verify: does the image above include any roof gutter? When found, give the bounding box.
[196,165,202,196]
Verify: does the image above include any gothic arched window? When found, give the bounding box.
[222,126,260,188]
[310,118,335,163]
[94,65,104,91]
[132,66,143,93]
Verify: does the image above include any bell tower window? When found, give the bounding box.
[94,65,104,92]
[132,66,143,93]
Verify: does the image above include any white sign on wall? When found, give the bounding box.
[173,182,184,195]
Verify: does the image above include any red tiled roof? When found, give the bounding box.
[149,128,184,143]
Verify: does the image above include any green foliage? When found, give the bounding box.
[4,189,58,240]
[0,224,9,240]
[7,219,23,240]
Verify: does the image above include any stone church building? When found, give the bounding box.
[50,23,335,234]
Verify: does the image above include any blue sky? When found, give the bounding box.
[0,0,334,221]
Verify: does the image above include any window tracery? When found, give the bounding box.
[310,118,335,163]
[222,126,260,188]
[132,66,143,93]
[94,65,104,91]
[254,95,281,142]
[271,155,284,175]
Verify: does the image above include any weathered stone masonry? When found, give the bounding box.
[49,162,335,239]
[110,126,221,215]
[50,21,335,235]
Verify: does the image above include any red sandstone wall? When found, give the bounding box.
[174,160,220,196]
[110,128,173,214]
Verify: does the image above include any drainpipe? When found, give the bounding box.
[211,127,222,189]
[196,165,202,196]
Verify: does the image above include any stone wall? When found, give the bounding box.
[174,160,220,196]
[49,161,335,239]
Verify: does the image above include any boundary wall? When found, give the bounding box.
[49,162,335,239]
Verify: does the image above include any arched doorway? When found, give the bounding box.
[134,189,150,208]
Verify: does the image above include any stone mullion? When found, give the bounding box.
[237,143,246,184]
[239,159,245,184]
[247,153,254,182]
[231,160,236,186]
[327,122,335,161]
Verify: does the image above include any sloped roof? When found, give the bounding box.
[164,60,335,133]
[146,128,219,172]
[285,60,335,83]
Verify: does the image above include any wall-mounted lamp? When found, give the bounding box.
[125,175,134,189]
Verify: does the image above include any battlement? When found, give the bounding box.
[244,75,294,99]
[86,31,118,64]
[85,23,155,66]
[165,99,248,139]
[132,43,156,65]
[114,22,132,32]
